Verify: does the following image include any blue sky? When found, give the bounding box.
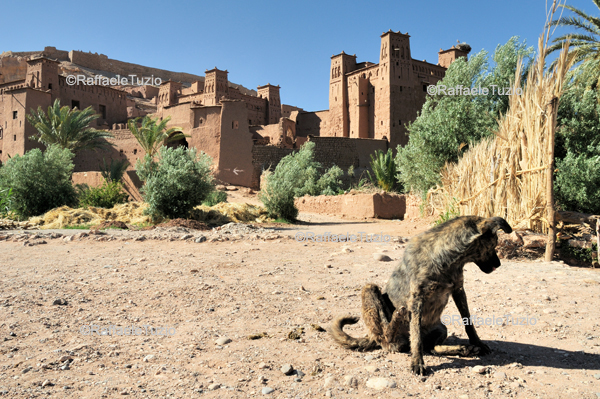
[1,0,594,111]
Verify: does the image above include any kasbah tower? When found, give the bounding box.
[326,29,469,149]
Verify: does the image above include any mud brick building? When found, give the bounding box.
[0,33,468,191]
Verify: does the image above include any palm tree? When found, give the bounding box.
[27,99,114,152]
[547,1,600,86]
[127,115,187,158]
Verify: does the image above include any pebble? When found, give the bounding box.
[472,365,487,374]
[494,371,506,380]
[365,365,379,372]
[41,380,53,387]
[195,236,207,243]
[543,308,557,314]
[373,253,392,262]
[344,375,358,387]
[262,387,274,395]
[208,383,220,390]
[181,234,193,240]
[143,355,154,362]
[365,355,374,361]
[594,374,600,380]
[216,337,232,345]
[258,362,268,369]
[366,377,396,390]
[281,364,294,375]
[323,376,336,388]
[52,298,67,306]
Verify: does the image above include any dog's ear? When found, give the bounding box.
[477,217,513,235]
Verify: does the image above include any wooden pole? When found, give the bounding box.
[545,97,558,262]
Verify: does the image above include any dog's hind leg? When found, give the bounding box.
[426,322,482,357]
[384,306,410,352]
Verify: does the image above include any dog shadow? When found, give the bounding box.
[428,336,600,372]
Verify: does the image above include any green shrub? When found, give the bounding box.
[0,145,77,218]
[137,146,214,220]
[78,181,129,209]
[555,154,600,214]
[367,149,400,192]
[0,187,13,217]
[202,190,228,207]
[259,142,343,221]
[396,37,533,195]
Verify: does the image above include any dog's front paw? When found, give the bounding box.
[411,359,426,375]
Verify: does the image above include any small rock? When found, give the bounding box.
[281,364,294,375]
[181,234,193,240]
[59,355,72,363]
[364,355,374,361]
[365,365,379,372]
[373,253,392,262]
[261,387,274,395]
[324,376,336,388]
[208,383,220,390]
[195,236,207,243]
[344,375,358,387]
[216,337,232,345]
[60,364,70,371]
[594,373,600,380]
[258,362,268,369]
[52,298,67,306]
[41,380,53,387]
[472,365,487,374]
[143,355,154,362]
[494,371,506,380]
[366,377,396,390]
[543,309,557,314]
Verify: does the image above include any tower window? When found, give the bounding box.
[72,100,80,109]
[14,135,17,141]
[13,111,17,119]
[423,85,427,92]
[48,83,53,90]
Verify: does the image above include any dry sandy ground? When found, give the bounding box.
[1,211,600,399]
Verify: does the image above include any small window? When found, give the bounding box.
[249,119,252,124]
[72,100,80,109]
[0,128,2,139]
[400,86,403,91]
[14,135,17,141]
[423,85,427,92]
[99,104,106,119]
[119,149,124,155]
[133,149,137,155]
[399,120,402,125]
[48,83,53,90]
[12,111,17,119]
[381,121,383,126]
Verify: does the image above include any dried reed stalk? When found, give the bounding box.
[429,13,573,233]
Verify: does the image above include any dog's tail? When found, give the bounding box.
[329,315,378,351]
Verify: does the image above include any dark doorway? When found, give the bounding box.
[166,132,188,150]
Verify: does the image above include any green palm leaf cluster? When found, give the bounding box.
[367,149,398,192]
[548,1,600,85]
[127,115,187,158]
[26,99,113,152]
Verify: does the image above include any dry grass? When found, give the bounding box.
[429,15,573,233]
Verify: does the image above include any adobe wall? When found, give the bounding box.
[251,145,294,189]
[295,192,406,219]
[57,75,128,126]
[71,171,143,201]
[42,47,69,61]
[73,129,145,173]
[307,136,387,169]
[188,105,223,163]
[216,100,254,187]
[68,50,205,85]
[296,110,329,137]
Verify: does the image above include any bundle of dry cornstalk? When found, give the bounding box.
[429,34,573,234]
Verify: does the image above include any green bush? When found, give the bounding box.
[137,146,214,220]
[0,187,13,217]
[202,190,227,207]
[259,142,343,221]
[78,181,129,209]
[0,145,77,218]
[395,37,533,195]
[555,63,600,214]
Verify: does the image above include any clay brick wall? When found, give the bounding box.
[71,170,143,201]
[296,110,329,137]
[251,145,295,189]
[73,129,145,173]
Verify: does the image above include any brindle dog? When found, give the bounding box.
[330,216,512,375]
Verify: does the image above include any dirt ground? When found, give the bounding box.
[1,204,600,398]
